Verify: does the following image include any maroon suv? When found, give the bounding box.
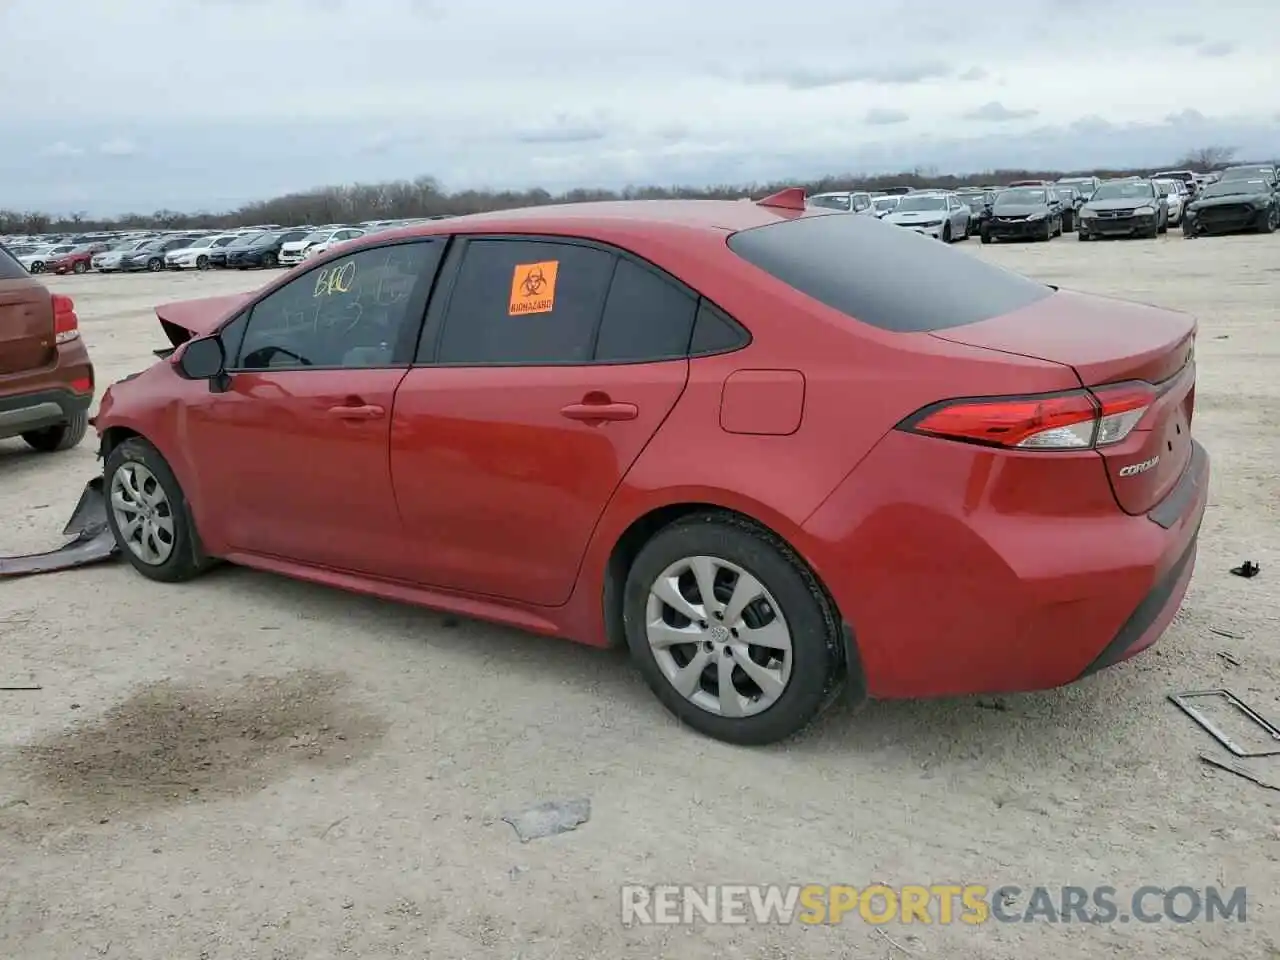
[0,243,95,452]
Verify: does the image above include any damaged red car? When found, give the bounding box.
[83,190,1208,745]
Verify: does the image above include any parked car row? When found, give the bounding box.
[0,217,448,276]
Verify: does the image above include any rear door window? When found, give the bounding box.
[727,212,1053,333]
[434,239,615,365]
[594,258,698,363]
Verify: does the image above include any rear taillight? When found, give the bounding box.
[901,382,1157,451]
[52,293,80,344]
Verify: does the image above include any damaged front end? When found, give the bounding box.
[0,475,118,577]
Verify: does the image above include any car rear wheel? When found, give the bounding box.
[21,411,89,453]
[29,262,44,274]
[196,255,209,269]
[104,437,215,583]
[262,252,278,268]
[72,261,88,274]
[147,257,163,271]
[622,514,842,745]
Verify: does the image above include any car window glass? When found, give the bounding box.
[594,258,698,363]
[690,300,749,355]
[436,239,614,365]
[233,241,441,371]
[0,245,27,280]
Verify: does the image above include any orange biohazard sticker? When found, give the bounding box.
[508,261,559,316]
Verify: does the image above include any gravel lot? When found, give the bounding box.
[3,235,1278,960]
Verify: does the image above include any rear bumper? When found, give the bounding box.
[0,385,94,438]
[801,432,1210,699]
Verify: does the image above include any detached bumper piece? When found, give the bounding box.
[1189,205,1266,235]
[987,217,1042,240]
[0,476,118,577]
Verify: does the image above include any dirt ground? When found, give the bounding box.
[2,235,1278,960]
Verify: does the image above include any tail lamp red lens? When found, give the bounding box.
[902,382,1157,450]
[52,293,80,344]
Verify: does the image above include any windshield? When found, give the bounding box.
[873,198,899,211]
[808,195,852,212]
[1090,181,1155,201]
[68,244,96,253]
[894,196,947,212]
[1219,166,1273,182]
[1200,179,1268,198]
[996,188,1046,205]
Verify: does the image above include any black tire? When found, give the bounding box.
[29,262,44,274]
[1258,208,1277,234]
[196,255,209,269]
[73,261,88,274]
[21,411,89,453]
[941,223,951,243]
[1078,229,1090,241]
[980,231,992,244]
[147,257,163,271]
[262,252,277,268]
[1037,219,1052,242]
[103,437,216,583]
[622,513,843,745]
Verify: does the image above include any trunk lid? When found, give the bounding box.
[0,278,55,376]
[931,289,1197,515]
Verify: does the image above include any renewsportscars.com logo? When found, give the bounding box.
[620,884,1249,926]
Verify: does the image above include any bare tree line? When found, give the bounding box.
[0,145,1251,236]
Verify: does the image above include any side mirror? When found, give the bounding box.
[177,336,226,381]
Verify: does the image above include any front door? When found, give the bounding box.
[390,238,698,606]
[180,239,445,576]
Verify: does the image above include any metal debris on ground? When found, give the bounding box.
[1169,689,1280,758]
[1217,651,1242,667]
[0,685,42,691]
[502,798,591,842]
[1209,628,1243,640]
[1229,560,1260,579]
[1199,753,1280,791]
[0,477,118,578]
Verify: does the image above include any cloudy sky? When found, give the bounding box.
[1,0,1276,216]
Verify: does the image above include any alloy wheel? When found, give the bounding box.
[110,462,176,565]
[645,555,793,718]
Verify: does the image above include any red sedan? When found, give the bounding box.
[88,189,1207,745]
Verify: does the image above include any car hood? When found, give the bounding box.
[1191,192,1268,207]
[1084,197,1155,212]
[281,240,314,251]
[991,204,1047,217]
[884,210,947,222]
[155,292,254,345]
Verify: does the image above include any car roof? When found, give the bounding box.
[354,199,810,251]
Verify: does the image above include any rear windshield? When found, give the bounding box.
[0,245,29,280]
[726,212,1053,333]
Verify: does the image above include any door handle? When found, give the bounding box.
[560,401,638,422]
[326,403,385,420]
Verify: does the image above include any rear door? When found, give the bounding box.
[0,245,54,377]
[389,236,695,606]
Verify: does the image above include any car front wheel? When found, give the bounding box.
[104,437,215,583]
[622,514,842,745]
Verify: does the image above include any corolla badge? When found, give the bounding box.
[1118,456,1160,477]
